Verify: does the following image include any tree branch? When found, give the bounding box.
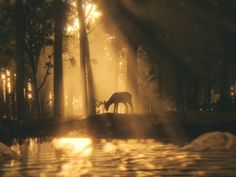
[37,62,51,92]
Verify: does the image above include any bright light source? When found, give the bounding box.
[1,74,6,80]
[53,138,92,157]
[66,1,101,34]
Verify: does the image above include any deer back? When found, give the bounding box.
[108,92,131,104]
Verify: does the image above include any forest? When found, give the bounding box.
[0,0,236,131]
[1,1,236,177]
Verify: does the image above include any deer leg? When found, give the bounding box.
[113,103,116,114]
[129,101,134,114]
[115,103,119,114]
[124,103,128,114]
[117,103,119,114]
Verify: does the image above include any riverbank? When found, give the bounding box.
[1,112,236,144]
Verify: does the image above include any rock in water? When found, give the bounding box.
[0,142,20,160]
[183,131,236,151]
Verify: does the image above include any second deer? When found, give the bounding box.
[103,92,133,114]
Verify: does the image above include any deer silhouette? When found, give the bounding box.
[103,92,133,114]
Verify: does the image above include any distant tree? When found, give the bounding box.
[15,0,26,120]
[0,2,15,118]
[126,38,139,112]
[0,0,55,118]
[0,69,5,117]
[53,0,67,118]
[23,0,54,118]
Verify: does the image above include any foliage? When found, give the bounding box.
[23,0,54,77]
[0,1,16,63]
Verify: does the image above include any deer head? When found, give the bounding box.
[103,100,109,111]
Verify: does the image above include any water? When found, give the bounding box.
[1,137,236,177]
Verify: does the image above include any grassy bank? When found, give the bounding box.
[1,112,236,144]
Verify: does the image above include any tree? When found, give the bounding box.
[15,0,26,120]
[23,0,54,118]
[100,1,141,112]
[0,69,5,117]
[77,0,96,116]
[1,0,55,118]
[126,39,139,113]
[53,0,66,118]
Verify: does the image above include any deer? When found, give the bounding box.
[103,92,133,114]
[96,101,106,114]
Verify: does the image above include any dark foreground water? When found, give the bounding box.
[1,137,236,177]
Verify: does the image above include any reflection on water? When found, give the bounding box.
[1,137,236,177]
[53,138,92,157]
[53,138,93,177]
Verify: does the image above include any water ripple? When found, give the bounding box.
[0,138,236,177]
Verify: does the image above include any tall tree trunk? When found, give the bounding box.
[87,61,96,115]
[0,74,4,117]
[86,38,96,115]
[53,0,65,118]
[219,64,230,111]
[32,76,41,118]
[113,45,120,91]
[78,0,97,116]
[78,0,88,116]
[206,80,211,111]
[187,74,199,110]
[15,0,26,120]
[126,45,139,113]
[10,70,16,119]
[175,67,184,112]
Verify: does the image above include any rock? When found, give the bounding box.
[183,131,236,151]
[0,142,20,160]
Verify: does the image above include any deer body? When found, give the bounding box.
[104,92,133,114]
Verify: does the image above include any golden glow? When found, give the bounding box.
[1,73,7,101]
[105,33,115,42]
[67,19,80,34]
[65,93,68,106]
[66,1,102,34]
[6,69,10,76]
[230,86,234,91]
[52,138,93,177]
[230,86,235,96]
[49,91,52,107]
[5,138,207,177]
[84,3,101,23]
[72,96,79,105]
[63,1,126,116]
[27,82,32,99]
[1,73,5,80]
[0,70,11,94]
[53,138,92,157]
[7,78,11,93]
[98,139,202,176]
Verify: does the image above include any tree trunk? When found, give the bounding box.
[53,0,65,118]
[32,75,41,118]
[0,74,4,117]
[206,80,211,111]
[114,52,119,91]
[175,67,184,112]
[15,0,26,120]
[85,38,96,115]
[126,45,139,113]
[78,0,97,116]
[78,0,88,116]
[10,70,16,119]
[187,74,199,111]
[219,64,230,111]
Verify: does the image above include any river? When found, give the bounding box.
[1,137,236,177]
